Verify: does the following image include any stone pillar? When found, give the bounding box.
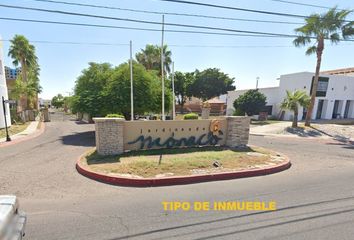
[225,116,250,148]
[201,108,211,119]
[93,118,125,156]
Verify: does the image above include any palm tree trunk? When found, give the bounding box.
[293,108,298,128]
[305,39,324,127]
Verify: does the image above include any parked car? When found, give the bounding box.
[0,195,26,240]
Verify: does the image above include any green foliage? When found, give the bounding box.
[72,62,171,119]
[51,94,65,108]
[8,35,41,109]
[135,44,172,74]
[233,108,245,116]
[105,114,125,119]
[173,71,194,112]
[233,90,267,116]
[189,68,235,101]
[183,113,199,120]
[281,90,310,127]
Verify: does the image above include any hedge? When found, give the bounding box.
[183,113,199,120]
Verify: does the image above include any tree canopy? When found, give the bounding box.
[189,68,235,101]
[72,62,171,119]
[135,44,172,74]
[233,89,267,116]
[51,94,65,108]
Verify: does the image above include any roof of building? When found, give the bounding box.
[205,97,225,104]
[321,67,354,75]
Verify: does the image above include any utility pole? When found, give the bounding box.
[171,61,175,120]
[130,40,134,121]
[2,96,11,142]
[161,14,165,121]
[256,77,260,89]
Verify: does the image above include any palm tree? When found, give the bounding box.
[8,35,39,110]
[281,90,310,128]
[136,44,172,74]
[293,7,354,126]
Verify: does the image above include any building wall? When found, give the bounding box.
[227,72,354,120]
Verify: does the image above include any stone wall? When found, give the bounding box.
[93,116,250,156]
[225,116,250,148]
[94,118,124,155]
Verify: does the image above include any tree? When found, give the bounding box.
[189,68,235,101]
[72,62,114,117]
[173,71,194,113]
[8,35,41,110]
[233,89,267,116]
[51,94,65,108]
[135,44,172,74]
[293,7,354,126]
[105,62,171,119]
[72,61,171,119]
[281,90,310,128]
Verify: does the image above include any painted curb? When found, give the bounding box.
[0,122,46,148]
[76,149,291,187]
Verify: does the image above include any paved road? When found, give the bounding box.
[1,112,354,240]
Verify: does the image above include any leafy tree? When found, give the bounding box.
[8,35,41,109]
[72,62,114,117]
[72,62,171,119]
[281,90,310,128]
[135,44,172,74]
[51,94,65,108]
[173,71,194,113]
[293,7,354,126]
[105,62,171,119]
[190,68,235,101]
[233,89,267,116]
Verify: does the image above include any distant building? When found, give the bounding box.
[39,98,51,108]
[227,70,354,121]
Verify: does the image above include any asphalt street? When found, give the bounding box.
[1,112,354,240]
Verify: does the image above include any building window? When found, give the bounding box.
[310,76,329,97]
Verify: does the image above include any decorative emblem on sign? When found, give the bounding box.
[210,120,221,135]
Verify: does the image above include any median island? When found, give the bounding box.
[77,146,290,186]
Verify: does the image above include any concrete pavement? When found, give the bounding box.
[0,112,354,240]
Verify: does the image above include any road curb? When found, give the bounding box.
[76,149,291,187]
[0,122,46,148]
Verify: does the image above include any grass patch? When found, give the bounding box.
[0,122,30,139]
[82,146,283,178]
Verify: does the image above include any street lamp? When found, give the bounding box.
[2,96,11,142]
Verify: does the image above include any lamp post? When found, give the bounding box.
[2,96,11,142]
[130,40,134,121]
[161,15,165,121]
[171,62,175,120]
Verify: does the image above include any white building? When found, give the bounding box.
[0,37,11,129]
[227,71,354,121]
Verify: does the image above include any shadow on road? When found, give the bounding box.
[60,131,95,147]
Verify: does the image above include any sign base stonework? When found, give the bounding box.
[93,117,250,156]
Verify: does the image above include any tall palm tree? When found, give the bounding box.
[136,44,172,74]
[281,90,310,128]
[8,35,39,108]
[293,7,354,126]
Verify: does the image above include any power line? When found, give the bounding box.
[1,39,352,48]
[270,0,341,10]
[23,0,302,25]
[0,4,301,37]
[0,17,287,38]
[158,0,308,19]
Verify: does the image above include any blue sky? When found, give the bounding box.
[1,0,354,99]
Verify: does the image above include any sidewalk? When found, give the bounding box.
[0,121,41,143]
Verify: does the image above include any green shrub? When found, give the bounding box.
[183,113,199,120]
[105,113,125,119]
[233,108,245,116]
